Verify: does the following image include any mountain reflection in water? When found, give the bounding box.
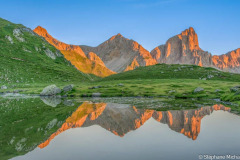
[38,102,230,148]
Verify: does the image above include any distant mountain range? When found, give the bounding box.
[1,17,239,80]
[34,26,240,76]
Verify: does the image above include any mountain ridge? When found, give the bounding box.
[34,25,240,74]
[150,27,240,73]
[33,26,115,77]
[80,33,157,72]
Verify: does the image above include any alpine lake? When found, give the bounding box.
[1,94,240,160]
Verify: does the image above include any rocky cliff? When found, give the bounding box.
[151,27,240,73]
[80,33,157,72]
[212,48,240,73]
[150,27,212,67]
[33,26,115,77]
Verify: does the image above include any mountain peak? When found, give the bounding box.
[34,25,45,30]
[33,26,49,37]
[178,27,200,51]
[189,27,195,31]
[117,33,122,36]
[181,27,196,36]
[109,33,124,41]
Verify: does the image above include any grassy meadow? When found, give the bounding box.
[1,64,239,111]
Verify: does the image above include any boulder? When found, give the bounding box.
[215,89,222,93]
[5,35,13,44]
[40,85,61,96]
[23,48,32,53]
[117,83,124,87]
[44,49,56,60]
[46,119,58,130]
[89,86,102,89]
[194,87,204,93]
[234,91,240,96]
[40,96,62,107]
[13,29,25,42]
[168,90,176,94]
[230,86,240,92]
[207,75,214,79]
[13,90,21,93]
[92,92,101,97]
[63,99,75,106]
[1,85,7,90]
[63,84,74,92]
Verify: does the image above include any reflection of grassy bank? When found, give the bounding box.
[77,97,239,113]
[0,98,82,160]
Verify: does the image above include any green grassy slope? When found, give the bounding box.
[0,18,96,85]
[102,64,240,81]
[57,64,239,109]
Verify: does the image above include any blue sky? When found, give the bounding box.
[0,0,239,55]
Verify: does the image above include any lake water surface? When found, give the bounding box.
[1,97,240,160]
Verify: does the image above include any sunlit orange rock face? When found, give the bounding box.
[150,27,212,67]
[38,102,107,148]
[212,48,240,73]
[39,103,230,149]
[33,26,86,58]
[152,104,230,140]
[125,57,140,71]
[87,52,106,67]
[80,33,157,72]
[150,27,240,73]
[33,26,115,77]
